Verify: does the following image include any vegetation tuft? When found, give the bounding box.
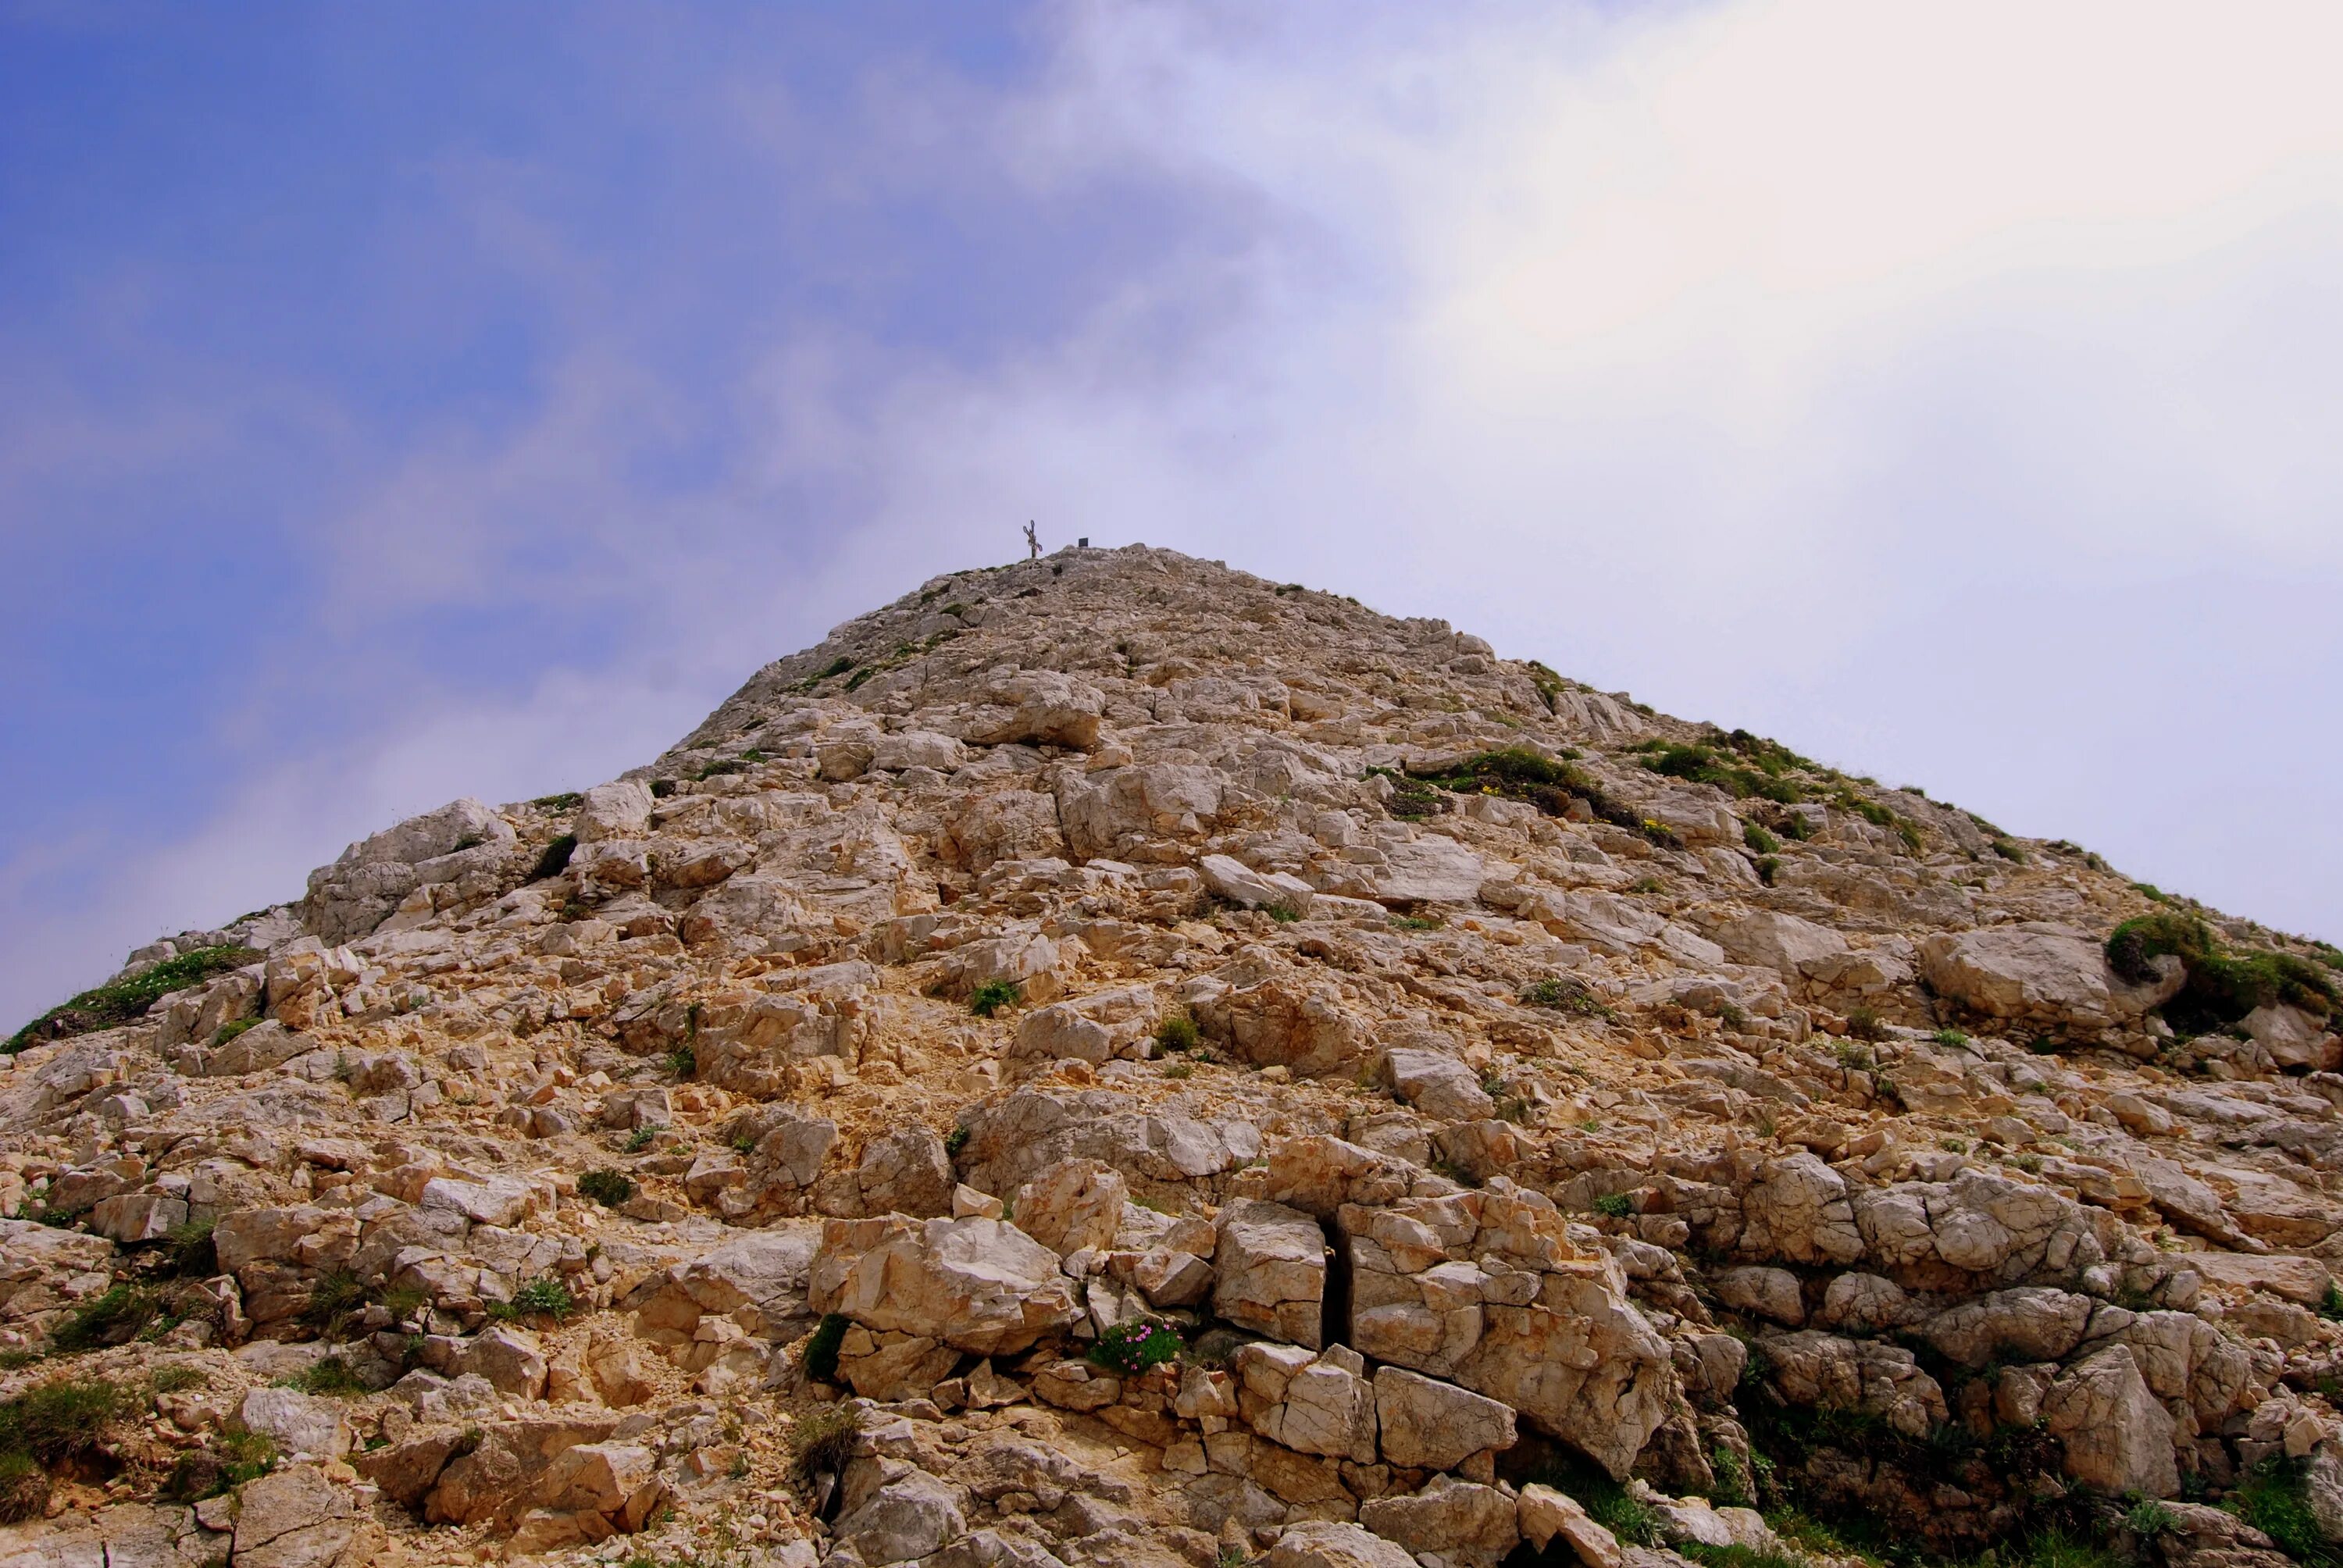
[10,945,259,1053]
[1521,977,1615,1020]
[578,1169,637,1208]
[530,834,578,882]
[803,1313,850,1383]
[1089,1318,1185,1377]
[969,980,1022,1017]
[2107,913,2336,1031]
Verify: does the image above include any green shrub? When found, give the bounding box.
[288,1356,367,1396]
[803,1313,851,1383]
[790,1404,860,1484]
[969,980,1021,1017]
[1642,744,1803,804]
[1845,1006,1888,1042]
[209,1017,259,1046]
[498,1277,574,1321]
[162,1430,276,1502]
[530,834,577,881]
[2231,1457,2341,1567]
[578,1169,636,1208]
[52,1285,164,1352]
[1154,1014,1200,1053]
[301,1269,367,1334]
[1088,1319,1184,1377]
[2107,914,2336,1029]
[1992,838,2028,863]
[665,1045,697,1078]
[2123,1496,2174,1538]
[943,1125,969,1158]
[623,1127,657,1153]
[155,1217,218,1278]
[0,1375,131,1463]
[1530,1452,1661,1546]
[1592,1192,1635,1219]
[1932,1028,1970,1049]
[530,791,584,811]
[9,944,259,1053]
[1742,823,1780,855]
[1521,978,1614,1018]
[1753,856,1779,886]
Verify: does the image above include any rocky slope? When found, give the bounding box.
[4,544,2342,1568]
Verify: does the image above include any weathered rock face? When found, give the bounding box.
[1337,1179,1674,1478]
[811,1214,1082,1355]
[16,544,2343,1567]
[1920,923,2184,1035]
[1213,1199,1328,1350]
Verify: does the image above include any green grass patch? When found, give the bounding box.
[491,1277,574,1322]
[162,1429,277,1502]
[1154,1013,1200,1053]
[2232,1456,2343,1566]
[10,944,259,1053]
[285,1356,367,1396]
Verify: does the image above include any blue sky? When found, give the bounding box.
[5,0,2342,1024]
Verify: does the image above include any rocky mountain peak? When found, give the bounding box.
[3,543,2339,1568]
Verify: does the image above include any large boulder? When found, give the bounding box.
[572,780,654,843]
[1359,1477,1521,1568]
[232,1465,366,1568]
[1057,764,1222,863]
[965,671,1104,750]
[1213,1199,1328,1349]
[1234,1342,1377,1463]
[1756,1331,1949,1438]
[1378,1047,1496,1123]
[1011,1159,1129,1258]
[811,1215,1081,1356]
[2042,1344,2179,1497]
[300,797,516,942]
[1261,1521,1420,1568]
[1373,1366,1517,1471]
[1920,923,2182,1035]
[1341,1180,1674,1478]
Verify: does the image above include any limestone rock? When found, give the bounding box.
[811,1215,1082,1355]
[2042,1344,2178,1497]
[1261,1520,1421,1568]
[231,1466,362,1568]
[1235,1342,1377,1463]
[1920,923,2182,1035]
[1372,1364,1517,1471]
[1213,1199,1328,1349]
[1011,1159,1129,1257]
[1358,1477,1521,1568]
[1518,1484,1622,1568]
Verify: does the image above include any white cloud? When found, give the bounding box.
[746,0,2343,935]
